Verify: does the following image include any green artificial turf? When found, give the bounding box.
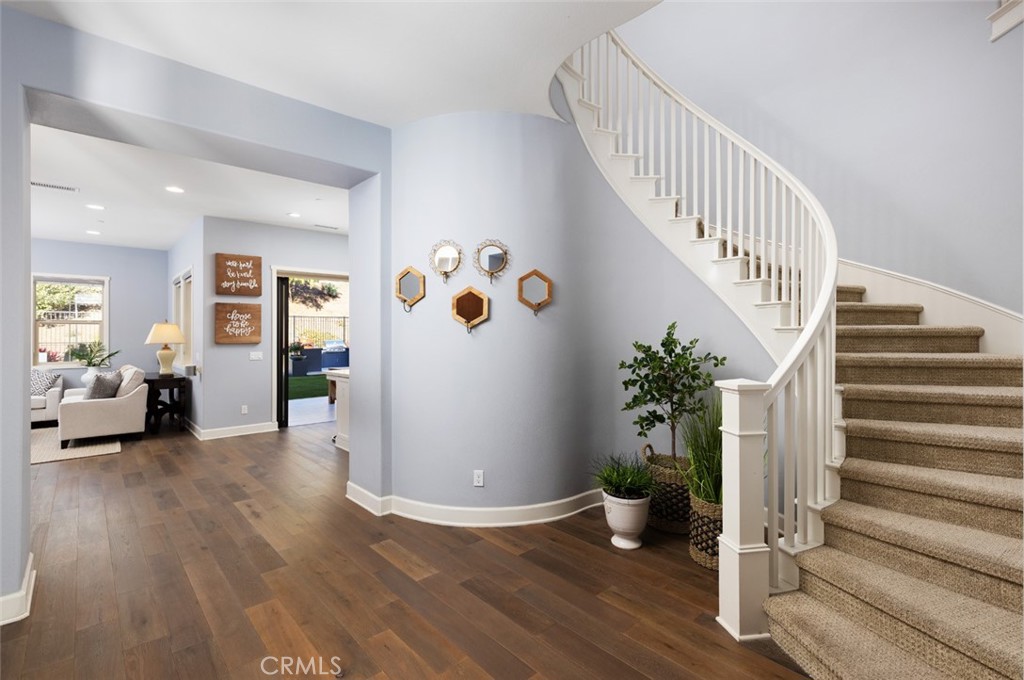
[288,374,329,400]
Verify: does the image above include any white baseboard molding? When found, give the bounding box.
[839,259,1023,355]
[334,433,349,451]
[345,483,603,527]
[189,421,278,441]
[0,552,36,626]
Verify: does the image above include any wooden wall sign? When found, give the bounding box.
[215,253,262,296]
[214,303,261,344]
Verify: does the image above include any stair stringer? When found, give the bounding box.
[557,66,792,363]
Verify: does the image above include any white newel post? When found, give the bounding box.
[716,378,771,641]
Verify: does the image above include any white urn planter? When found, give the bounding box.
[81,366,100,387]
[602,491,651,550]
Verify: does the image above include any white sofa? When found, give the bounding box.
[58,365,148,449]
[30,374,63,423]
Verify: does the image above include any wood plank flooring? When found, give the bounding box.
[1,422,806,679]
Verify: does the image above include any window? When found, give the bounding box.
[172,269,194,366]
[32,274,110,366]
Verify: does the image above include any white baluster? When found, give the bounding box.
[784,379,796,548]
[766,400,779,589]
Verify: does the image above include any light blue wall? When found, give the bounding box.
[200,217,349,432]
[0,6,391,596]
[167,218,204,426]
[31,239,168,387]
[619,1,1023,312]
[389,109,774,507]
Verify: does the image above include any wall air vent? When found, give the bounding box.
[31,181,80,193]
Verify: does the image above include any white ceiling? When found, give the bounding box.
[31,125,349,250]
[13,1,655,250]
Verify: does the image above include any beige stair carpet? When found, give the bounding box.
[764,283,1024,680]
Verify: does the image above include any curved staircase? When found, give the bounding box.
[558,30,1023,680]
[765,284,1023,680]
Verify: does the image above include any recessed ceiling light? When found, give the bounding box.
[287,212,302,218]
[86,230,101,235]
[165,186,185,194]
[85,204,105,211]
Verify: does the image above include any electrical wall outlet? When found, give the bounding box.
[241,404,248,415]
[473,470,484,487]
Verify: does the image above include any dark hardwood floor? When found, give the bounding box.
[1,422,806,679]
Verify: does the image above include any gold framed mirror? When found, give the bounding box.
[473,239,510,282]
[452,286,489,333]
[429,240,463,283]
[517,269,553,315]
[395,266,425,312]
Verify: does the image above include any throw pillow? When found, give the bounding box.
[117,365,146,398]
[85,371,123,400]
[30,369,59,396]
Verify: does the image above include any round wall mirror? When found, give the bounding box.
[395,266,425,312]
[517,269,553,315]
[473,239,511,282]
[429,240,463,282]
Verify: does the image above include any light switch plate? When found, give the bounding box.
[249,351,263,361]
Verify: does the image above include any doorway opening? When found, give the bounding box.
[276,273,349,428]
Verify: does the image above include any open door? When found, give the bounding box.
[276,275,290,428]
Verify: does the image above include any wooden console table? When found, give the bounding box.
[144,373,191,435]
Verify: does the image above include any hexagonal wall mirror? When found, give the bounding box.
[395,266,425,312]
[452,286,489,333]
[517,269,553,315]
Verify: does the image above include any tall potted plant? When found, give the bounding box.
[679,392,723,570]
[594,453,657,550]
[619,322,725,534]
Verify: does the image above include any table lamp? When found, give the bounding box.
[146,321,186,375]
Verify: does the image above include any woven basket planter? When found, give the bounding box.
[688,491,722,570]
[643,444,690,535]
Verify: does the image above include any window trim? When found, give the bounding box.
[171,267,194,369]
[32,272,111,369]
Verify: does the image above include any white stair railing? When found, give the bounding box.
[562,32,839,640]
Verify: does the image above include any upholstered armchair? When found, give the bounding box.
[58,365,148,449]
[30,373,63,423]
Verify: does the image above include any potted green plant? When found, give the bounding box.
[288,340,306,359]
[594,453,657,550]
[619,322,725,533]
[69,340,121,385]
[679,392,724,570]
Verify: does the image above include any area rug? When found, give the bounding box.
[30,427,121,464]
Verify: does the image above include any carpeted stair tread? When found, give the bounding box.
[796,547,1023,678]
[837,352,1024,368]
[764,592,953,680]
[837,352,1024,386]
[842,384,1022,406]
[841,384,1023,427]
[844,419,1023,455]
[822,500,1023,585]
[837,302,924,313]
[837,325,985,338]
[836,285,866,303]
[840,458,1023,511]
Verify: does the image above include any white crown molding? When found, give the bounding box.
[345,483,603,528]
[0,552,36,626]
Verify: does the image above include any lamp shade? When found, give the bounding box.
[145,322,185,345]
